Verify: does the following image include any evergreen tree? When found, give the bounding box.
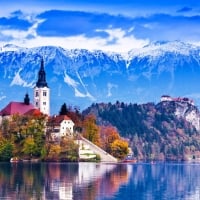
[59,103,68,115]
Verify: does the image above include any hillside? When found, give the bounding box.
[83,99,200,161]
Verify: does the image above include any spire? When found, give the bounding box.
[36,58,48,88]
[24,93,30,105]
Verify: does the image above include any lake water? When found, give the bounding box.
[0,162,200,200]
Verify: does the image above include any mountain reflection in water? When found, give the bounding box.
[0,162,200,199]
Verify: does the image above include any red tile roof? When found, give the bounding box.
[0,102,35,116]
[47,115,72,126]
[24,108,42,116]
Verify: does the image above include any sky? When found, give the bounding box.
[0,0,200,52]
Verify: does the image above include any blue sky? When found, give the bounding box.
[0,0,200,52]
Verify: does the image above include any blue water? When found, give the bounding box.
[0,162,200,200]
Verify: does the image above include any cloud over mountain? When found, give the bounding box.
[1,0,200,51]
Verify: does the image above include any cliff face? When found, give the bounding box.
[174,102,200,131]
[156,99,200,131]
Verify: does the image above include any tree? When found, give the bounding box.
[0,138,13,161]
[99,125,120,153]
[0,118,10,139]
[22,137,37,158]
[110,139,129,160]
[60,137,79,161]
[46,144,61,161]
[9,113,46,158]
[59,103,68,115]
[82,114,100,146]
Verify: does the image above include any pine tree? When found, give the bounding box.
[59,103,68,115]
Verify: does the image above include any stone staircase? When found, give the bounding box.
[77,136,118,163]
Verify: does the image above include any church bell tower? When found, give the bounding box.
[34,58,50,115]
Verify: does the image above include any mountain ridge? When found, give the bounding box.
[0,40,200,114]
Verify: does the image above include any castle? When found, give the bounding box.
[160,95,194,106]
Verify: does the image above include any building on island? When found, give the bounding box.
[46,115,75,141]
[0,58,50,120]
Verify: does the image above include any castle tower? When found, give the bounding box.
[34,58,50,115]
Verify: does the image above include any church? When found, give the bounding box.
[0,58,76,139]
[0,58,50,117]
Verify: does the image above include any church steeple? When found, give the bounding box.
[34,57,50,116]
[36,58,48,88]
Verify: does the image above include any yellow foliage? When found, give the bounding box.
[47,144,61,160]
[111,139,129,159]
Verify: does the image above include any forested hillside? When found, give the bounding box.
[83,101,200,161]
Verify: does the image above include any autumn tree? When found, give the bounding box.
[45,144,61,161]
[99,125,120,153]
[60,136,79,161]
[0,118,10,139]
[0,137,13,161]
[1,113,47,159]
[22,136,37,158]
[82,114,100,146]
[111,139,129,159]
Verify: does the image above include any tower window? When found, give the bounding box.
[35,92,39,97]
[43,91,47,96]
[43,102,46,105]
[35,102,38,106]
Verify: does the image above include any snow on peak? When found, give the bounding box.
[126,40,198,60]
[1,44,24,52]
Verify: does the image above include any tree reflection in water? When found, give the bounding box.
[0,162,130,200]
[0,162,200,199]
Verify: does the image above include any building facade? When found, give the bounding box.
[34,58,50,115]
[47,115,75,141]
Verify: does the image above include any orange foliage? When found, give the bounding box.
[99,125,120,153]
[82,114,100,146]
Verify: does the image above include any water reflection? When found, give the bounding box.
[0,162,130,200]
[0,162,200,199]
[116,163,200,200]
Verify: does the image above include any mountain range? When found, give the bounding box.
[0,41,200,114]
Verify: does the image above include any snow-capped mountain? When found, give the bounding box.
[0,40,200,114]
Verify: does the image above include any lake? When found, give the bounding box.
[0,162,200,200]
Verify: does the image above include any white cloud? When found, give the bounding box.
[101,28,149,51]
[0,27,149,53]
